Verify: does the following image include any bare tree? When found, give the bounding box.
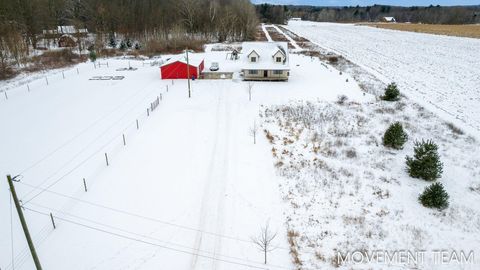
[250,120,259,144]
[247,82,254,101]
[251,222,277,264]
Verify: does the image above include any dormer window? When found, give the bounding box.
[276,57,282,63]
[251,57,257,62]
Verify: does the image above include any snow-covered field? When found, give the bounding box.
[285,21,480,138]
[0,50,367,269]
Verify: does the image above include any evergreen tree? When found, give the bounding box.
[383,122,408,149]
[406,140,443,181]
[126,39,133,48]
[419,182,449,209]
[109,37,117,48]
[119,40,127,51]
[382,82,400,101]
[89,50,97,62]
[134,43,141,50]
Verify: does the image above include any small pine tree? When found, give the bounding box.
[119,40,127,51]
[382,82,400,101]
[89,50,97,62]
[419,182,449,209]
[383,122,408,149]
[126,38,133,48]
[134,43,141,50]
[108,36,117,48]
[406,140,443,181]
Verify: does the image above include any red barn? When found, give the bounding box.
[160,55,204,79]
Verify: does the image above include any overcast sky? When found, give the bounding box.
[251,0,480,6]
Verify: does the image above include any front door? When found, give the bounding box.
[263,70,268,77]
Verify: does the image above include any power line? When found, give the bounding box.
[10,192,15,270]
[20,84,163,202]
[19,181,252,244]
[18,77,157,175]
[18,180,294,254]
[24,207,287,270]
[28,202,291,270]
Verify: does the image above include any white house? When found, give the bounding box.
[241,42,289,81]
[381,17,397,23]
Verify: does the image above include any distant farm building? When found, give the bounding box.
[160,55,205,79]
[41,25,89,49]
[290,17,302,21]
[58,35,77,47]
[381,17,397,23]
[241,42,290,81]
[42,25,88,39]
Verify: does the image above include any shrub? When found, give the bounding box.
[419,182,449,209]
[336,95,348,105]
[108,36,117,48]
[406,140,443,181]
[89,50,97,62]
[119,40,127,51]
[383,122,408,149]
[381,82,400,101]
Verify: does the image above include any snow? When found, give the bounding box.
[162,53,204,67]
[261,24,273,42]
[286,21,480,139]
[267,25,302,51]
[0,51,367,270]
[241,42,290,70]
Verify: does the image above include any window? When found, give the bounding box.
[273,70,283,75]
[248,70,258,75]
[276,57,282,63]
[250,57,257,62]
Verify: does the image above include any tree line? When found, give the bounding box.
[0,0,257,73]
[257,4,480,25]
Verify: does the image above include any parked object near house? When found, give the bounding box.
[160,54,205,79]
[381,17,397,23]
[58,34,77,47]
[210,62,220,71]
[241,42,289,81]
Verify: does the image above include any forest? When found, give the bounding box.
[257,4,480,25]
[0,0,257,77]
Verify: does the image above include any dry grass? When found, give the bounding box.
[26,49,87,72]
[255,25,268,41]
[362,23,480,39]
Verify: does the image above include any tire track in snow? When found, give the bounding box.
[190,85,230,270]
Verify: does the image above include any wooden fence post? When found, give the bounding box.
[136,119,139,130]
[27,84,30,92]
[62,71,65,79]
[105,153,109,166]
[45,77,49,85]
[50,213,56,229]
[123,134,126,146]
[83,178,87,192]
[4,91,8,100]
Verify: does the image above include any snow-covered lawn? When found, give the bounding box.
[285,21,480,139]
[0,51,367,270]
[263,99,480,270]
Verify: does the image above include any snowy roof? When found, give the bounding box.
[161,54,204,67]
[240,42,290,70]
[57,25,88,34]
[383,17,396,21]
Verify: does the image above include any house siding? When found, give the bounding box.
[243,69,289,81]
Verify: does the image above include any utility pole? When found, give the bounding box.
[7,175,43,270]
[186,48,191,98]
